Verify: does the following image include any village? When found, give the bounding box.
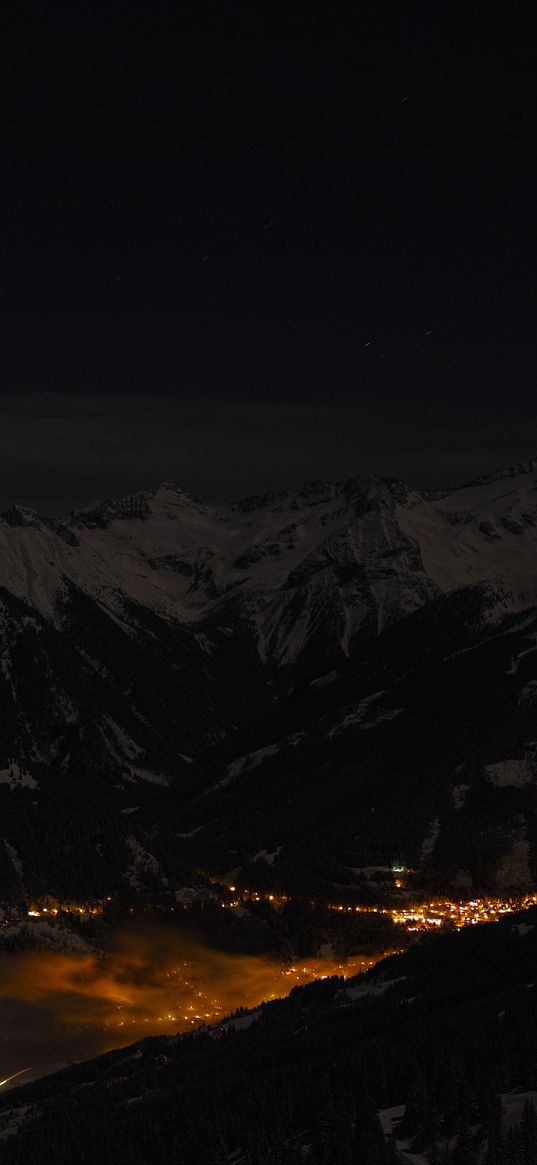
[2,878,537,945]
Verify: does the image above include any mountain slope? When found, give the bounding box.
[1,459,537,895]
[156,583,537,891]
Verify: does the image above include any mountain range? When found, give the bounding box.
[2,458,537,898]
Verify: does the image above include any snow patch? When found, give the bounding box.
[4,840,24,877]
[486,758,533,788]
[102,716,142,761]
[252,846,282,866]
[501,1089,537,1130]
[494,837,531,888]
[452,783,470,809]
[220,1008,262,1032]
[506,634,537,675]
[328,691,404,737]
[310,669,339,688]
[219,743,281,788]
[345,975,407,1001]
[0,761,37,789]
[126,836,163,890]
[128,766,170,786]
[421,817,440,860]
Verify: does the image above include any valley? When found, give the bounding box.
[2,882,537,1088]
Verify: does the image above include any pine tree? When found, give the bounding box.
[504,1125,524,1165]
[521,1098,537,1165]
[452,1117,476,1165]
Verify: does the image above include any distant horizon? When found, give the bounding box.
[2,445,537,520]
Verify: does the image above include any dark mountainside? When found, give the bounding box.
[1,459,537,899]
[1,909,537,1163]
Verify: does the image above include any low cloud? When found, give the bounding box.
[0,920,369,1076]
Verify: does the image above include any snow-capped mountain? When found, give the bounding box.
[4,460,537,662]
[2,458,537,896]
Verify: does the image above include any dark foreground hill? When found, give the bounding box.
[1,910,537,1164]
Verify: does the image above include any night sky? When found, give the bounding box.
[2,4,536,513]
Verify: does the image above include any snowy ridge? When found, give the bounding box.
[460,455,537,489]
[0,466,537,673]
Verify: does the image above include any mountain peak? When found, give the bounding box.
[154,481,201,504]
[1,504,42,528]
[66,481,203,529]
[68,491,153,529]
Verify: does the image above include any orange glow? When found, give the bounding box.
[0,922,387,1051]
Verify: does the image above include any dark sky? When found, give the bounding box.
[1,3,536,513]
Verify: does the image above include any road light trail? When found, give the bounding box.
[0,1067,32,1088]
